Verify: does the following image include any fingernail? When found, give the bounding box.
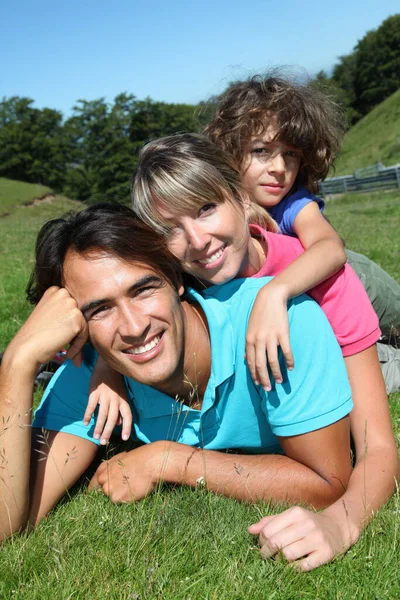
[263,385,272,392]
[100,438,107,446]
[122,433,129,441]
[276,378,282,384]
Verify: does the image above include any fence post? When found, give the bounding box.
[396,166,400,190]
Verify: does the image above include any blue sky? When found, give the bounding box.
[1,0,398,118]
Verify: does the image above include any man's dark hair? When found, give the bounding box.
[26,203,183,304]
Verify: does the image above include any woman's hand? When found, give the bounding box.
[84,356,132,445]
[249,505,360,571]
[245,283,294,390]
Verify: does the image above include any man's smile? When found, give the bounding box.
[122,332,164,361]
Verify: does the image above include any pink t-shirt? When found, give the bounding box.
[250,224,380,357]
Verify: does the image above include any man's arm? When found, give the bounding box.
[0,287,90,540]
[89,415,352,509]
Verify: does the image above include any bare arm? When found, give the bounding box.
[323,346,399,536]
[246,202,347,388]
[0,287,91,540]
[89,416,352,509]
[28,429,98,528]
[250,345,399,571]
[277,200,346,295]
[85,355,132,445]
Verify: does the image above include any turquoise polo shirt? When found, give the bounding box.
[33,277,352,453]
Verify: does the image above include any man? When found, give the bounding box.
[0,203,352,543]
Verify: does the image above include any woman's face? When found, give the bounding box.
[156,199,255,285]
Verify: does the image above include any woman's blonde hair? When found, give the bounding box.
[132,132,278,234]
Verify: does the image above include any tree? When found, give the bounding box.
[130,99,199,143]
[0,97,67,188]
[64,95,199,202]
[353,14,400,115]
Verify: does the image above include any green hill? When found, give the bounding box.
[0,178,81,348]
[0,178,54,215]
[335,89,400,176]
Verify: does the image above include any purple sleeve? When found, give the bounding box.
[269,187,325,236]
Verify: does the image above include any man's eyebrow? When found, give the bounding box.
[80,274,164,318]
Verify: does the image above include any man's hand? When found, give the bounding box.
[249,505,360,572]
[88,443,165,503]
[6,286,88,370]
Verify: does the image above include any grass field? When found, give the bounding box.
[0,178,53,215]
[0,186,399,599]
[0,191,81,349]
[335,89,400,176]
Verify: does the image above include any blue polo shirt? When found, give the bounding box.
[33,277,352,453]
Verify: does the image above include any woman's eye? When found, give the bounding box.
[199,203,216,216]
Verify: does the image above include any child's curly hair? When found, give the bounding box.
[204,73,347,193]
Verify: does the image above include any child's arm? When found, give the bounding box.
[246,202,346,389]
[84,356,132,445]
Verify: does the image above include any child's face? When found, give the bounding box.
[155,199,254,285]
[241,124,301,208]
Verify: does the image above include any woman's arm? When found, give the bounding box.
[326,345,399,535]
[249,345,399,571]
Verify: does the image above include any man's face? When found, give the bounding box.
[63,250,186,394]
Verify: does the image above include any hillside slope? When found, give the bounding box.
[0,178,53,214]
[335,89,400,176]
[0,178,81,348]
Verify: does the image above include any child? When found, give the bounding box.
[127,133,396,570]
[205,73,400,348]
[88,131,379,440]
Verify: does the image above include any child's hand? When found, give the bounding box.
[245,283,294,390]
[84,356,132,445]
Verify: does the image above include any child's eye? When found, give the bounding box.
[285,149,299,159]
[199,203,216,216]
[251,147,267,155]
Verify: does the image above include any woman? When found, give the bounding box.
[130,132,399,571]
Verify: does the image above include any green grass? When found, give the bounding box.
[325,189,400,281]
[0,181,399,598]
[0,177,53,215]
[0,196,81,349]
[334,89,400,176]
[1,484,399,599]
